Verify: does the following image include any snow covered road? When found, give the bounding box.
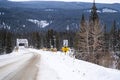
[0,48,120,80]
[0,49,40,80]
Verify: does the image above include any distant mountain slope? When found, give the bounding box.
[0,1,120,11]
[0,1,120,33]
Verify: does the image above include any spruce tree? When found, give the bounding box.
[103,24,109,52]
[46,29,54,48]
[74,14,89,53]
[110,20,117,52]
[88,21,104,54]
[0,28,4,54]
[32,32,41,49]
[36,32,41,49]
[6,32,13,53]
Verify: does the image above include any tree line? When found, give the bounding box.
[0,17,120,69]
[74,14,120,69]
[0,26,13,54]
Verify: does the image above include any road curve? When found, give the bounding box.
[0,53,40,80]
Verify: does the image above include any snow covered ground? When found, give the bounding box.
[0,48,120,80]
[29,49,120,80]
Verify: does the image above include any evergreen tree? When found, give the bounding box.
[56,33,60,50]
[6,32,13,53]
[117,28,120,51]
[36,32,41,49]
[88,21,104,54]
[0,28,5,54]
[110,20,118,52]
[103,24,109,52]
[46,29,54,48]
[115,23,120,51]
[74,14,89,53]
[1,27,7,54]
[0,26,13,54]
[74,14,104,64]
[31,32,41,49]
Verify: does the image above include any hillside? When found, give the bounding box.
[0,1,120,10]
[0,1,120,32]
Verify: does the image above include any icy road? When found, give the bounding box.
[0,48,40,80]
[0,47,120,80]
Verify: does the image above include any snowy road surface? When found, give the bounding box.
[0,48,120,80]
[0,49,40,80]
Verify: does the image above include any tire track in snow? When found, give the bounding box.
[0,52,40,80]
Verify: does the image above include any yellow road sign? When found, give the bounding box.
[62,46,69,53]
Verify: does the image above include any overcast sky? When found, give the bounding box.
[9,0,120,3]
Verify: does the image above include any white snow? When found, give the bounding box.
[0,12,4,15]
[102,8,118,13]
[39,21,50,28]
[28,49,120,80]
[1,22,11,30]
[27,19,50,28]
[86,8,118,13]
[0,48,120,80]
[86,10,101,13]
[44,9,55,11]
[23,25,26,28]
[0,48,31,67]
[0,48,34,80]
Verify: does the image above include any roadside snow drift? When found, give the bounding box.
[29,49,120,80]
[0,48,120,80]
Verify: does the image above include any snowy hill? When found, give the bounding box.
[1,1,120,11]
[0,1,120,32]
[0,48,120,80]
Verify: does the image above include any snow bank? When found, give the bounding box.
[29,49,120,80]
[1,48,120,80]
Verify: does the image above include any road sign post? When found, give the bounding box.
[62,40,69,54]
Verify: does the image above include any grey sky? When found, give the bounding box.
[9,0,120,3]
